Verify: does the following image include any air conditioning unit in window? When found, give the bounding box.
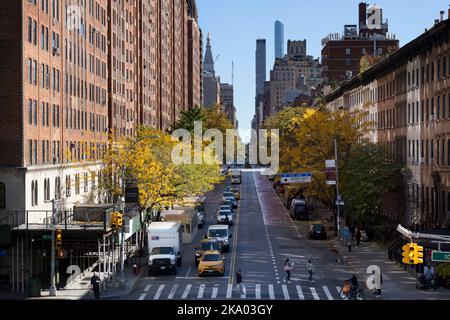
[52,47,60,56]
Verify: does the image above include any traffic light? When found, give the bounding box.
[413,244,424,264]
[110,212,117,230]
[116,212,123,229]
[110,212,123,230]
[402,243,415,264]
[55,228,62,246]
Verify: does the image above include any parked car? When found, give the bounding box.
[198,250,225,277]
[217,209,234,225]
[223,191,236,201]
[194,239,222,265]
[308,224,327,240]
[290,199,310,220]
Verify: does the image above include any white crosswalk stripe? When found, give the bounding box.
[241,285,246,299]
[181,284,192,299]
[323,286,334,300]
[226,284,233,298]
[138,293,147,300]
[281,285,290,300]
[268,284,275,300]
[255,284,261,299]
[153,284,165,300]
[197,284,205,299]
[296,285,304,300]
[310,287,320,300]
[168,284,179,299]
[212,286,218,299]
[139,283,338,300]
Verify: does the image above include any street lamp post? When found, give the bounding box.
[49,199,58,296]
[334,137,341,241]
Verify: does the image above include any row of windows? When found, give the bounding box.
[27,99,60,128]
[345,47,383,55]
[408,56,450,88]
[377,95,450,129]
[28,59,60,92]
[407,138,450,166]
[28,139,106,166]
[63,73,107,104]
[409,184,448,223]
[30,171,95,207]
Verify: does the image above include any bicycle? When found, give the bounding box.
[339,280,365,300]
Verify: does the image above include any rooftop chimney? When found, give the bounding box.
[440,10,445,22]
[359,2,367,30]
[435,19,440,25]
[448,5,450,20]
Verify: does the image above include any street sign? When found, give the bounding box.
[325,160,336,168]
[335,200,344,206]
[280,173,312,184]
[42,234,52,241]
[431,250,450,262]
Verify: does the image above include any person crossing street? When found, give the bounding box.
[306,260,314,282]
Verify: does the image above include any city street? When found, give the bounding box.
[115,171,450,300]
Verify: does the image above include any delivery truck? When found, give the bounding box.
[147,221,183,275]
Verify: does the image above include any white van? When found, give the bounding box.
[207,225,232,252]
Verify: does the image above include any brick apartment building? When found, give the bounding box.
[0,0,202,222]
[321,2,399,87]
[325,10,450,229]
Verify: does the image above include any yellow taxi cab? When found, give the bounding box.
[231,186,240,200]
[197,250,225,276]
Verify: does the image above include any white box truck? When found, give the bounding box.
[230,169,242,184]
[147,221,183,276]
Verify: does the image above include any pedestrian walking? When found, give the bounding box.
[370,270,382,297]
[90,272,101,300]
[283,258,293,283]
[133,263,138,275]
[349,224,355,241]
[356,228,362,247]
[306,259,314,282]
[233,269,243,294]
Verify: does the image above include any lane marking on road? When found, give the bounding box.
[181,284,192,299]
[185,267,191,278]
[211,286,218,299]
[268,284,275,300]
[176,276,230,279]
[227,283,233,298]
[197,284,205,299]
[255,284,261,299]
[138,292,147,300]
[153,284,165,300]
[144,284,151,292]
[296,285,305,300]
[282,284,290,300]
[168,284,179,299]
[228,198,241,286]
[323,286,334,300]
[310,287,320,300]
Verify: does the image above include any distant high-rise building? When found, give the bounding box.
[203,33,220,107]
[255,39,266,96]
[220,83,237,127]
[275,21,284,59]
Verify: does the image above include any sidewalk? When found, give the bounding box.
[27,256,146,300]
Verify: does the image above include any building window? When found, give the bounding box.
[75,174,80,195]
[377,48,383,55]
[0,182,5,209]
[55,177,61,200]
[345,48,350,55]
[44,178,50,202]
[27,17,32,43]
[66,175,71,197]
[84,173,89,193]
[33,20,37,45]
[31,180,38,206]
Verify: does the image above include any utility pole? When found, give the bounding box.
[334,137,341,240]
[49,199,58,296]
[120,166,125,279]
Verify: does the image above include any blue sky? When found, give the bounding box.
[197,0,449,142]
